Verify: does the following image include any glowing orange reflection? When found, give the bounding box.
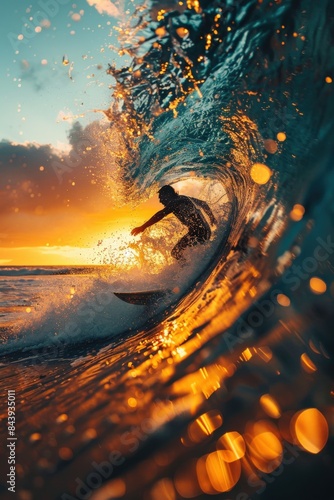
[309,277,327,295]
[300,353,317,373]
[250,163,272,185]
[155,27,167,37]
[248,431,283,473]
[196,455,218,495]
[91,479,126,499]
[176,27,189,38]
[59,447,73,460]
[276,293,291,307]
[309,339,321,354]
[128,397,138,408]
[150,478,176,500]
[290,204,305,221]
[263,139,278,154]
[216,431,246,462]
[188,410,223,443]
[206,451,241,492]
[292,408,329,453]
[256,346,273,362]
[171,364,226,400]
[240,347,253,361]
[260,394,282,418]
[246,419,280,439]
[174,460,201,498]
[277,132,287,141]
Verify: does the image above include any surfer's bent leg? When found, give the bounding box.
[171,226,211,261]
[171,233,196,260]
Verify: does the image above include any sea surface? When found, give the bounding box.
[1,0,334,499]
[0,266,96,328]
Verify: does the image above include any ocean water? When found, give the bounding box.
[1,1,334,499]
[0,267,94,327]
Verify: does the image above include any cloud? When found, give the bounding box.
[86,0,120,17]
[0,120,123,246]
[56,110,76,125]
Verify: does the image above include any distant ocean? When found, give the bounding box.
[0,266,97,328]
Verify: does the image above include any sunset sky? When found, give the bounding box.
[0,0,163,265]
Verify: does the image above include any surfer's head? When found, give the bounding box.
[158,185,178,205]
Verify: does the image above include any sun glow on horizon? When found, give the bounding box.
[0,226,164,269]
[1,177,226,266]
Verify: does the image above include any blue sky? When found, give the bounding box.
[0,0,126,147]
[0,1,156,265]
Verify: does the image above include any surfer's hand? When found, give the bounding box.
[131,226,143,236]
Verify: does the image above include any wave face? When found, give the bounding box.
[1,1,334,499]
[109,0,334,259]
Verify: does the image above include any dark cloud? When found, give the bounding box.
[0,121,113,213]
[0,121,120,245]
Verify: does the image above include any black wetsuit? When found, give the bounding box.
[148,195,214,260]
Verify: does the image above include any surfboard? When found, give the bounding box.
[114,290,169,306]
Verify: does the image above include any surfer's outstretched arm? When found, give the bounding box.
[190,197,216,225]
[131,207,172,236]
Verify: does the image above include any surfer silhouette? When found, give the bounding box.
[131,185,216,261]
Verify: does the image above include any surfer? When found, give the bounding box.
[131,185,216,261]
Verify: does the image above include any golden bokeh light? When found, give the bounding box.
[176,27,189,38]
[128,397,138,408]
[309,339,321,354]
[216,432,246,462]
[257,346,273,362]
[277,132,287,142]
[240,347,253,361]
[155,27,167,37]
[309,277,327,295]
[207,451,241,492]
[263,139,278,154]
[292,408,329,453]
[29,432,42,443]
[300,353,317,373]
[56,414,68,423]
[250,163,272,185]
[196,455,218,495]
[248,420,280,438]
[187,410,223,443]
[276,293,291,307]
[259,394,282,418]
[248,431,283,473]
[174,460,201,498]
[91,479,126,499]
[290,204,305,221]
[58,447,73,460]
[172,364,226,401]
[150,478,176,500]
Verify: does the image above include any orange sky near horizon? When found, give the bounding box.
[0,125,171,266]
[1,149,224,267]
[0,196,162,266]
